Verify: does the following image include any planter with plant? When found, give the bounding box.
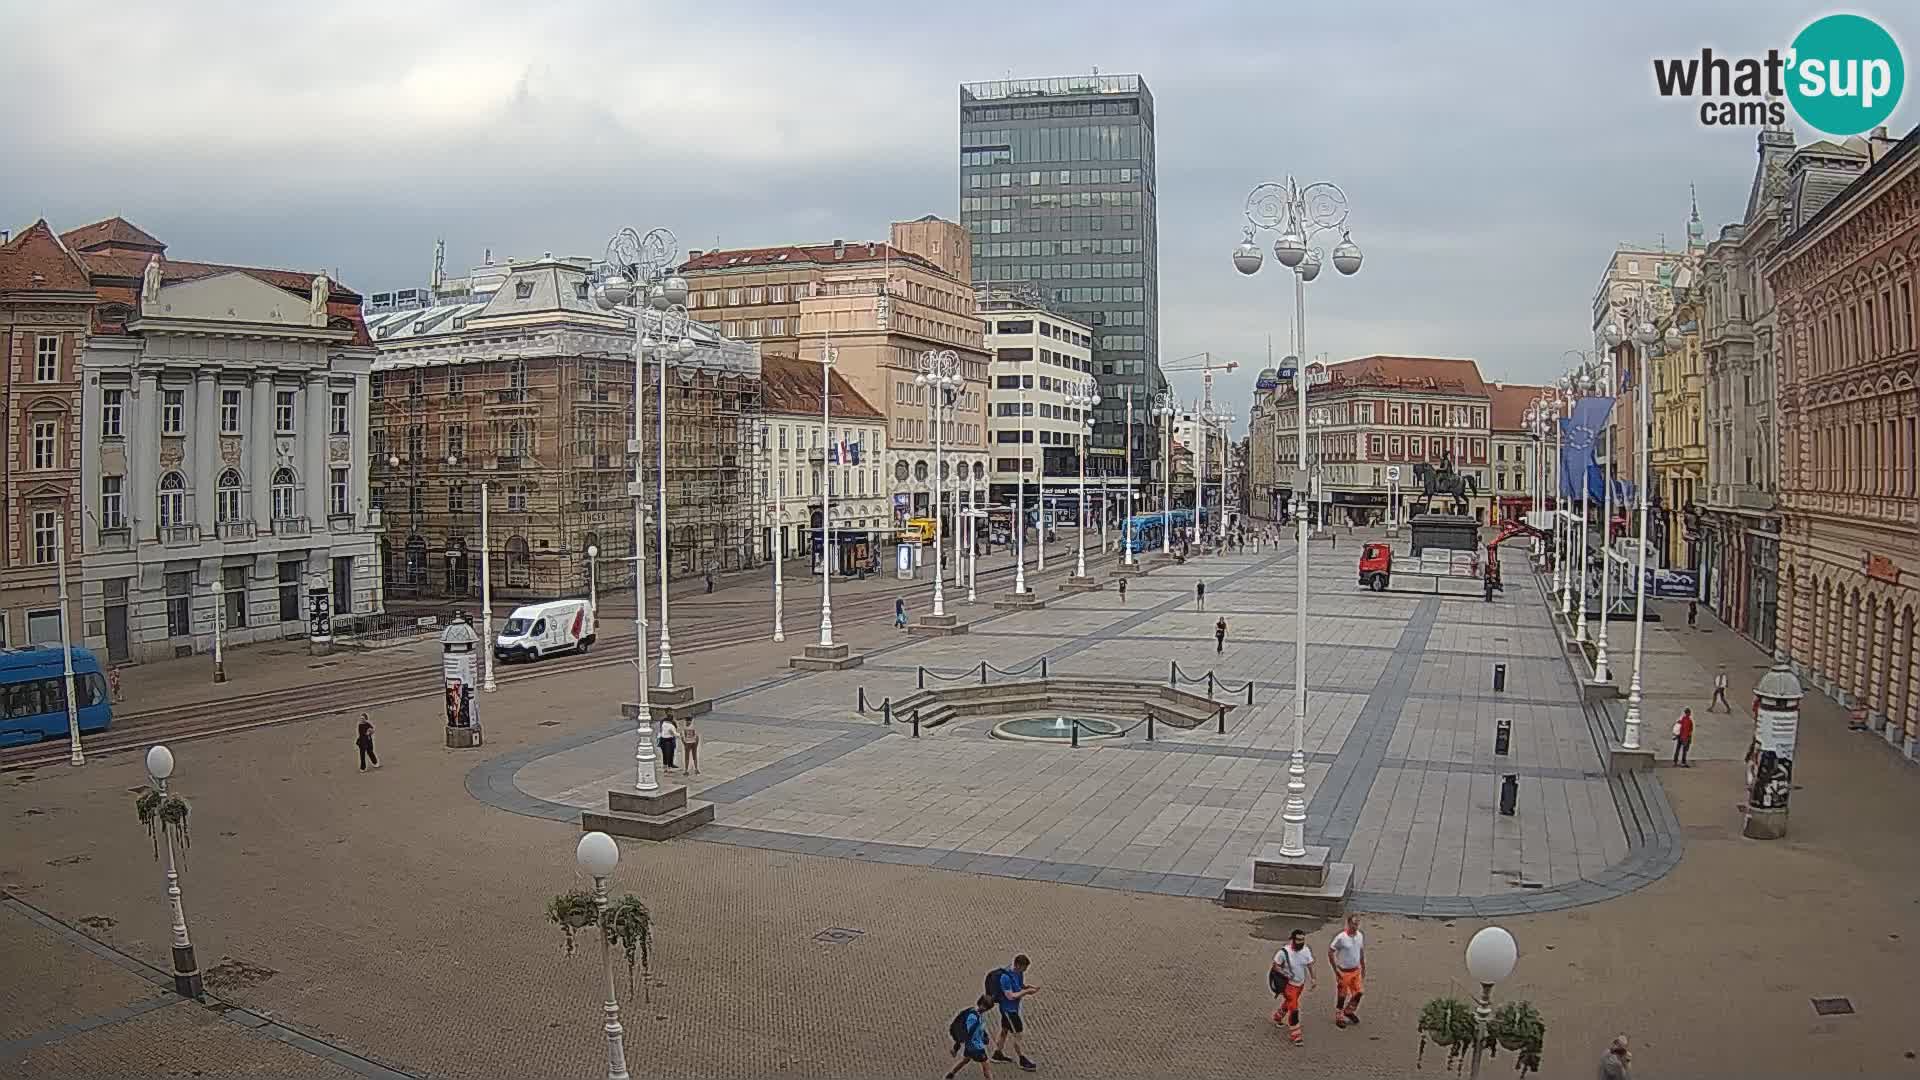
[1484,1000,1547,1075]
[133,787,191,861]
[547,890,655,999]
[1415,995,1481,1073]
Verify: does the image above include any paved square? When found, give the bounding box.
[501,543,1637,911]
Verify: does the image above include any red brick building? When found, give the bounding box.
[0,222,93,647]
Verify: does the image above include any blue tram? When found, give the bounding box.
[0,646,112,748]
[1121,508,1213,553]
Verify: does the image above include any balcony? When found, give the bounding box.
[161,524,201,547]
[217,521,257,542]
[272,516,311,538]
[328,512,356,532]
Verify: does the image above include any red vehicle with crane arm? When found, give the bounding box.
[1358,518,1552,598]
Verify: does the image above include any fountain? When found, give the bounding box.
[991,716,1125,743]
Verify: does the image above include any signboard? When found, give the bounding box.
[1385,465,1401,484]
[895,543,913,579]
[1864,553,1900,586]
[1749,705,1797,811]
[308,588,331,637]
[1645,567,1698,599]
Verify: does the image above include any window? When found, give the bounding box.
[100,476,125,529]
[275,390,296,433]
[447,425,466,457]
[31,510,57,565]
[30,420,56,469]
[506,485,527,511]
[216,468,244,522]
[208,390,238,437]
[271,467,298,520]
[330,391,350,435]
[162,390,184,434]
[726,289,742,305]
[223,565,248,630]
[101,388,124,438]
[330,468,349,516]
[278,560,303,622]
[166,571,193,637]
[449,483,466,512]
[158,471,187,526]
[35,335,58,382]
[448,370,466,396]
[506,422,529,459]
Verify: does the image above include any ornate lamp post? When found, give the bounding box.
[964,460,979,603]
[1568,347,1613,681]
[1554,374,1575,617]
[585,544,599,631]
[762,420,785,642]
[916,350,961,617]
[144,745,203,999]
[592,226,686,791]
[209,579,227,683]
[574,831,630,1080]
[1463,926,1518,1080]
[1571,367,1596,646]
[1068,381,1100,578]
[1123,389,1138,565]
[1234,175,1364,858]
[1153,390,1176,553]
[1601,294,1664,751]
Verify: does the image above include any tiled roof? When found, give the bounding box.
[759,353,884,421]
[682,242,941,276]
[1321,355,1490,396]
[1485,382,1553,432]
[79,252,364,303]
[59,216,166,255]
[0,220,94,292]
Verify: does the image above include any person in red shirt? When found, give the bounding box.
[1672,707,1694,767]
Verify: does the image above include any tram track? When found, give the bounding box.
[1,550,1118,772]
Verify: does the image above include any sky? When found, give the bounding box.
[3,0,1914,431]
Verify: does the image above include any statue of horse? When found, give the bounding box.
[1411,454,1477,516]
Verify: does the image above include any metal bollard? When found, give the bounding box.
[858,686,867,714]
[882,699,893,726]
[1217,706,1226,734]
[1493,663,1507,692]
[1071,717,1080,748]
[1169,660,1178,686]
[912,710,921,738]
[1207,672,1216,697]
[1040,657,1048,678]
[918,667,926,690]
[1146,712,1155,741]
[980,661,988,685]
[1245,681,1255,706]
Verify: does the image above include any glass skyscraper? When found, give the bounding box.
[960,74,1161,476]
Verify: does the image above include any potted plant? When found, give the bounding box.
[133,787,191,861]
[1485,1000,1547,1075]
[1416,996,1480,1073]
[547,891,655,998]
[547,889,599,954]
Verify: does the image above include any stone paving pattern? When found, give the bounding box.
[4,534,1918,1077]
[513,546,1626,904]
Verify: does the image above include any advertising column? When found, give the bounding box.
[441,615,483,749]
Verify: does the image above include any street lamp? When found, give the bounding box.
[1154,390,1176,554]
[144,745,203,999]
[1123,388,1138,566]
[1568,347,1613,682]
[574,831,631,1080]
[1234,174,1363,859]
[1571,368,1595,646]
[210,580,227,683]
[1463,926,1518,1080]
[1603,294,1662,751]
[1068,381,1100,578]
[915,349,961,618]
[592,225,679,791]
[1014,370,1031,596]
[1554,374,1575,617]
[760,420,785,642]
[1308,406,1332,534]
[586,544,599,638]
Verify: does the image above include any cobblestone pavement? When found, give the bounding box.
[4,538,1918,1078]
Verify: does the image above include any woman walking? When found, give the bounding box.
[356,715,379,771]
[681,717,701,775]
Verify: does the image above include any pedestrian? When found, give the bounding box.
[1329,913,1366,1027]
[945,995,994,1080]
[1672,707,1694,767]
[681,717,700,775]
[987,955,1039,1072]
[1215,617,1227,653]
[1117,578,1128,603]
[108,666,123,703]
[704,569,714,594]
[1599,1033,1633,1079]
[1271,928,1316,1045]
[657,718,679,770]
[1196,581,1206,611]
[1687,599,1698,628]
[895,597,908,631]
[1710,665,1731,712]
[356,714,379,771]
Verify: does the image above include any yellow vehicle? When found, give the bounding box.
[903,517,938,543]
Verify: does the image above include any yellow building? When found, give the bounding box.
[1650,194,1710,568]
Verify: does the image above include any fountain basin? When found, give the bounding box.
[991,715,1125,743]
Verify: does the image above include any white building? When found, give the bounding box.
[756,353,890,574]
[67,219,379,664]
[982,301,1099,515]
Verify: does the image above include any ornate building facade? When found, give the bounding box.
[69,218,381,664]
[1769,126,1919,763]
[0,222,91,649]
[1649,208,1707,570]
[755,353,889,575]
[363,253,761,602]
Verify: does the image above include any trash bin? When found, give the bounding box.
[1495,718,1512,756]
[1492,663,1507,692]
[1499,774,1519,816]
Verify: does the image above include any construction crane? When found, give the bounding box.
[1160,351,1243,539]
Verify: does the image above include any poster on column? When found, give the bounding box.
[1749,705,1796,810]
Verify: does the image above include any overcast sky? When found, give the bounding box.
[4,1,1913,429]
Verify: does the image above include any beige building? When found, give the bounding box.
[755,353,889,574]
[681,223,989,532]
[977,297,1098,513]
[1486,382,1556,522]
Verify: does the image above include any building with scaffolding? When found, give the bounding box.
[363,250,761,603]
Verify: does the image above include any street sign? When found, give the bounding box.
[1386,465,1401,483]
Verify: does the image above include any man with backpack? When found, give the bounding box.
[1270,928,1316,1046]
[986,955,1039,1072]
[945,995,994,1079]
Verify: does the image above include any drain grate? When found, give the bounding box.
[812,927,865,945]
[1810,996,1854,1016]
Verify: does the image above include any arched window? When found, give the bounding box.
[505,536,531,587]
[157,471,187,527]
[216,468,244,523]
[271,467,298,520]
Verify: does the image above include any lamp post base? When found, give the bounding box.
[790,643,864,671]
[171,945,204,1000]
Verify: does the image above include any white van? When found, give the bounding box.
[494,599,595,662]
